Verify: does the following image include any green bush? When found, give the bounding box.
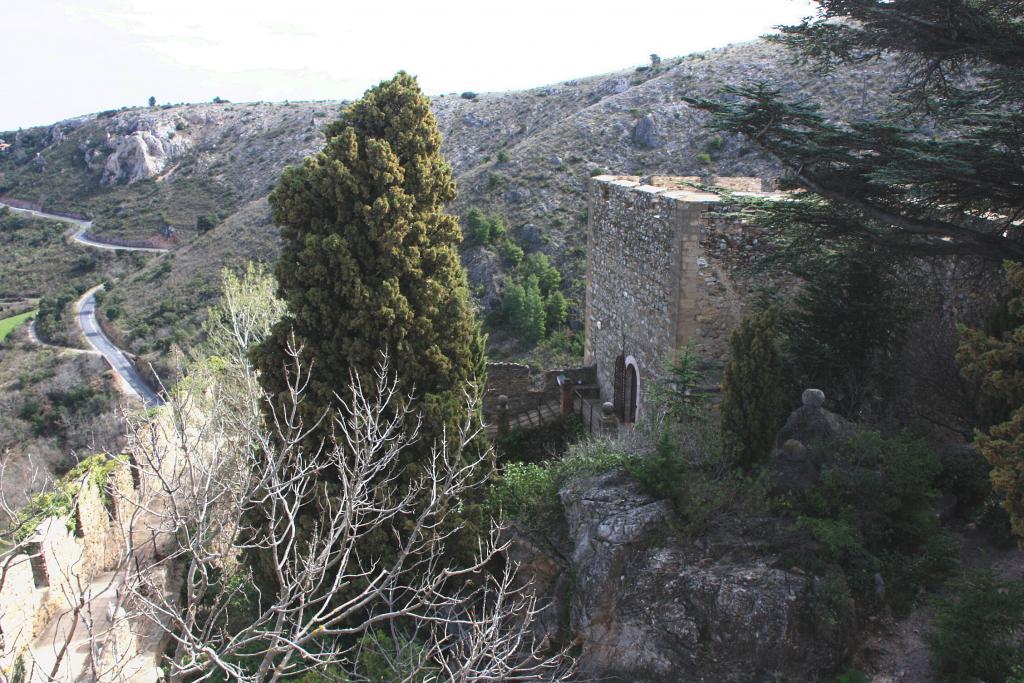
[721,307,786,470]
[791,432,957,611]
[627,424,768,536]
[196,214,218,233]
[927,571,1024,683]
[463,208,507,245]
[487,441,634,524]
[495,235,522,265]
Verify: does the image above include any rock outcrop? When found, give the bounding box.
[515,468,853,682]
[631,113,661,148]
[96,114,191,185]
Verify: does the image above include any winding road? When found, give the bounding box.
[1,200,166,406]
[77,285,163,406]
[0,200,170,253]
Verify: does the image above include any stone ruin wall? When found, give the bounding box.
[0,462,134,675]
[585,175,784,408]
[483,362,597,421]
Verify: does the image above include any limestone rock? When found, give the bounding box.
[631,114,660,148]
[461,245,502,311]
[516,470,852,682]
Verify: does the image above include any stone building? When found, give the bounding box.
[585,175,783,423]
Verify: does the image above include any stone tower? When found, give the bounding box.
[585,175,781,422]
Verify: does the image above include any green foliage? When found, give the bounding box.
[520,252,561,294]
[696,152,712,165]
[926,571,1024,683]
[647,347,707,423]
[463,207,506,245]
[252,72,487,473]
[790,432,956,612]
[784,248,911,417]
[496,149,510,163]
[487,441,634,524]
[721,308,786,470]
[543,290,568,336]
[958,262,1024,544]
[492,250,570,346]
[195,214,217,233]
[835,667,868,683]
[626,421,769,536]
[498,237,523,267]
[148,96,156,107]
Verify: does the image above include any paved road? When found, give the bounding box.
[0,201,169,253]
[77,285,163,407]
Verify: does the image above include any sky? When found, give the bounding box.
[1,0,817,132]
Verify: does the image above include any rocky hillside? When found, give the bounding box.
[0,39,900,365]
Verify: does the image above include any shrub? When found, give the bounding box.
[791,432,957,611]
[720,307,786,470]
[696,152,712,164]
[487,441,634,524]
[958,262,1024,545]
[647,347,707,424]
[543,291,568,335]
[463,208,506,245]
[927,571,1024,683]
[460,91,477,100]
[496,150,510,163]
[498,238,523,266]
[196,214,217,233]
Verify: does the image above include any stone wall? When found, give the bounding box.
[0,555,38,673]
[0,459,135,677]
[585,175,782,415]
[483,362,597,421]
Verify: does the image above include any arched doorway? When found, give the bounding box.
[623,356,640,424]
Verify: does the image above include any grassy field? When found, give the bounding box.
[0,309,37,342]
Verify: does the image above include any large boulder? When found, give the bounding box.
[514,469,853,682]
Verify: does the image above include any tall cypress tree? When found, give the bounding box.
[721,308,786,470]
[252,72,486,467]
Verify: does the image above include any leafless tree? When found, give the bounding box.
[112,267,570,682]
[2,265,570,681]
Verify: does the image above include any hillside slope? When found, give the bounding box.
[0,39,899,366]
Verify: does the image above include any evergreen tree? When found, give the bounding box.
[958,263,1024,545]
[786,249,911,417]
[544,290,569,337]
[251,72,486,468]
[721,308,786,470]
[687,1,1024,261]
[521,275,546,344]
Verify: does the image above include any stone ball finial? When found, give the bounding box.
[497,395,509,410]
[602,401,615,417]
[802,388,825,408]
